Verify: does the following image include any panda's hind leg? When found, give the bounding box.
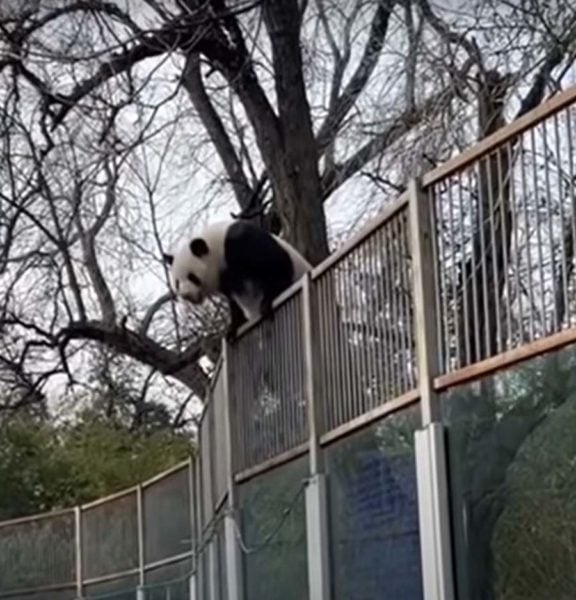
[226,299,247,343]
[259,295,275,323]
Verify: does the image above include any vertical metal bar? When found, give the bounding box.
[383,220,396,396]
[188,457,197,579]
[369,232,383,401]
[401,213,416,388]
[394,216,409,392]
[447,179,460,369]
[415,424,455,600]
[554,113,569,328]
[327,275,339,431]
[477,161,491,360]
[359,240,373,411]
[428,189,444,369]
[302,273,320,472]
[519,134,536,340]
[486,154,503,354]
[270,313,281,458]
[222,340,244,600]
[530,127,547,335]
[508,142,523,344]
[435,187,450,372]
[457,171,471,364]
[496,146,512,351]
[466,169,481,361]
[542,121,558,331]
[408,178,441,423]
[75,506,83,599]
[565,108,576,328]
[137,485,145,586]
[339,265,354,424]
[314,277,330,427]
[346,256,360,420]
[378,227,393,397]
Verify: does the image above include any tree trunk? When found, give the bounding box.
[262,0,330,265]
[458,70,513,366]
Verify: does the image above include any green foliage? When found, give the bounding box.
[0,411,192,521]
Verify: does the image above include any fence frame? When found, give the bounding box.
[2,85,576,600]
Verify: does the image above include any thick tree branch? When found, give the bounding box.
[139,292,173,336]
[73,164,118,325]
[321,87,454,199]
[416,0,483,69]
[316,0,395,153]
[58,321,210,397]
[181,52,254,210]
[42,2,262,129]
[515,20,576,118]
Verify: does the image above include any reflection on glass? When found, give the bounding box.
[442,345,576,599]
[326,407,423,600]
[239,456,308,600]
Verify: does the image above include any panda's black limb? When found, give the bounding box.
[226,299,247,344]
[259,297,275,324]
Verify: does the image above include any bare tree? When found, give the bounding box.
[1,0,576,430]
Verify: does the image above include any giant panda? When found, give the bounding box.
[163,220,312,341]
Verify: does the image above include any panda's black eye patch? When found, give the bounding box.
[188,273,201,286]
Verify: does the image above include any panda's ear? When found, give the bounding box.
[162,253,174,266]
[190,238,209,257]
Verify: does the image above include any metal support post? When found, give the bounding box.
[137,484,145,587]
[74,506,83,600]
[415,424,455,600]
[305,473,331,599]
[302,274,331,600]
[409,177,455,600]
[408,178,441,425]
[222,341,244,600]
[189,572,198,600]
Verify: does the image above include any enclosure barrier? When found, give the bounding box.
[2,86,576,600]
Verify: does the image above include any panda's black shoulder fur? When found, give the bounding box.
[219,220,294,299]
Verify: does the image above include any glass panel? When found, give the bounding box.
[81,492,138,579]
[326,406,423,600]
[144,559,190,600]
[239,456,308,600]
[442,344,576,599]
[83,575,138,600]
[0,511,75,591]
[143,466,192,565]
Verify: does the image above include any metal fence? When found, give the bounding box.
[0,462,194,599]
[2,86,576,600]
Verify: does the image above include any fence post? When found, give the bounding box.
[137,484,145,587]
[408,177,455,600]
[188,456,197,594]
[222,342,244,600]
[302,273,331,600]
[74,506,83,600]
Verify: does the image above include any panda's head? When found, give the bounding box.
[163,237,217,304]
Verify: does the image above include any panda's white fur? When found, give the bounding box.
[164,220,311,339]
